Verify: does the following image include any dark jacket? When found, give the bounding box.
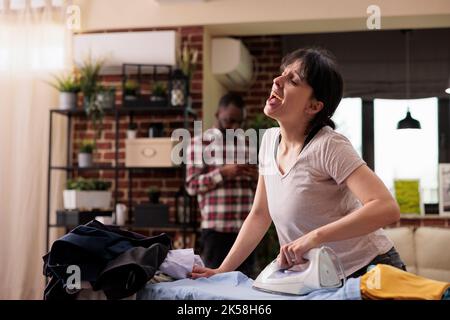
[43,220,171,300]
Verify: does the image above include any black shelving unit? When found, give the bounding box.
[46,103,198,252]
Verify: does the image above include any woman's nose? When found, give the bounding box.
[273,74,284,88]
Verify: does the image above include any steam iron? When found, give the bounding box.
[252,246,345,296]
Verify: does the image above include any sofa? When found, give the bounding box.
[383,226,450,282]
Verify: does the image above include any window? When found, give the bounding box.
[374,98,439,204]
[332,97,362,157]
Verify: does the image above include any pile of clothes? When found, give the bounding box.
[43,220,203,300]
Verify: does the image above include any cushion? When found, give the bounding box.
[383,227,416,274]
[415,227,450,282]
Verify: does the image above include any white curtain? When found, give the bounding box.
[0,0,70,299]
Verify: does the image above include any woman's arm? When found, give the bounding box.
[316,164,400,241]
[280,165,400,268]
[191,174,272,278]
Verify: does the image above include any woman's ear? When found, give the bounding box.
[307,100,324,116]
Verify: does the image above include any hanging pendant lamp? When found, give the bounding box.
[397,30,421,130]
[445,75,450,94]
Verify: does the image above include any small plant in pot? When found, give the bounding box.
[48,72,80,110]
[64,177,112,210]
[127,122,138,139]
[124,79,139,100]
[147,186,161,204]
[78,139,95,168]
[150,82,167,106]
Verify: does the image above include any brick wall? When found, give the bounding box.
[240,36,282,119]
[72,26,203,226]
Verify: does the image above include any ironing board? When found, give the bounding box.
[136,271,362,300]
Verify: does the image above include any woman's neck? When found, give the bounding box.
[278,121,308,151]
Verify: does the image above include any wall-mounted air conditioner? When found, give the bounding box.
[73,31,179,74]
[212,38,254,91]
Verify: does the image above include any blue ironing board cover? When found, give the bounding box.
[137,271,362,300]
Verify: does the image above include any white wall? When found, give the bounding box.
[75,0,450,34]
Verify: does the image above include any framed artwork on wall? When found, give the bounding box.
[394,179,424,215]
[439,164,450,216]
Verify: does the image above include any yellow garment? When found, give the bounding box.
[360,264,450,300]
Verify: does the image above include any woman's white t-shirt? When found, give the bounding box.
[259,126,393,276]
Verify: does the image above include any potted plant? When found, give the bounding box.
[127,122,138,139]
[169,42,199,107]
[124,79,139,100]
[78,56,104,109]
[96,85,116,110]
[177,42,199,83]
[147,186,161,204]
[48,72,80,110]
[150,81,168,106]
[63,177,112,210]
[78,55,105,139]
[78,139,95,168]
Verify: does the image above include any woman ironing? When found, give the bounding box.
[191,48,406,279]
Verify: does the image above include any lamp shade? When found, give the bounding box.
[397,110,421,129]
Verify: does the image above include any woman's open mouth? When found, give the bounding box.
[266,91,283,110]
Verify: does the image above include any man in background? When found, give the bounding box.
[186,92,258,278]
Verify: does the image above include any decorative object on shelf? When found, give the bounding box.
[394,179,423,215]
[47,70,80,110]
[127,122,138,139]
[439,164,450,216]
[170,68,188,107]
[150,81,168,107]
[96,85,116,110]
[397,30,421,130]
[78,139,95,168]
[171,41,198,107]
[125,138,178,168]
[148,123,164,138]
[63,178,112,210]
[57,209,112,227]
[177,41,199,84]
[134,203,170,227]
[115,203,128,226]
[78,55,106,139]
[123,79,139,101]
[147,186,161,204]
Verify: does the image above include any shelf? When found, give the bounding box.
[51,106,197,117]
[51,165,182,171]
[400,214,450,220]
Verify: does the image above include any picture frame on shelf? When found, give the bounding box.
[394,179,424,216]
[439,164,450,216]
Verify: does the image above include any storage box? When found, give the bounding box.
[63,190,112,210]
[56,210,112,227]
[125,138,179,168]
[134,203,171,227]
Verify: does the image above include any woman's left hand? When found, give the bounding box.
[278,230,322,269]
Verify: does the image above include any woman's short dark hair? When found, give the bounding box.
[281,47,343,131]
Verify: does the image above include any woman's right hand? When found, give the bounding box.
[190,265,223,279]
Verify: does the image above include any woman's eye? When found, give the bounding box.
[289,78,298,85]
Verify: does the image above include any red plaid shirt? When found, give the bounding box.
[185,129,257,233]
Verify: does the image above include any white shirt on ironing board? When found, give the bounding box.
[258,126,394,277]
